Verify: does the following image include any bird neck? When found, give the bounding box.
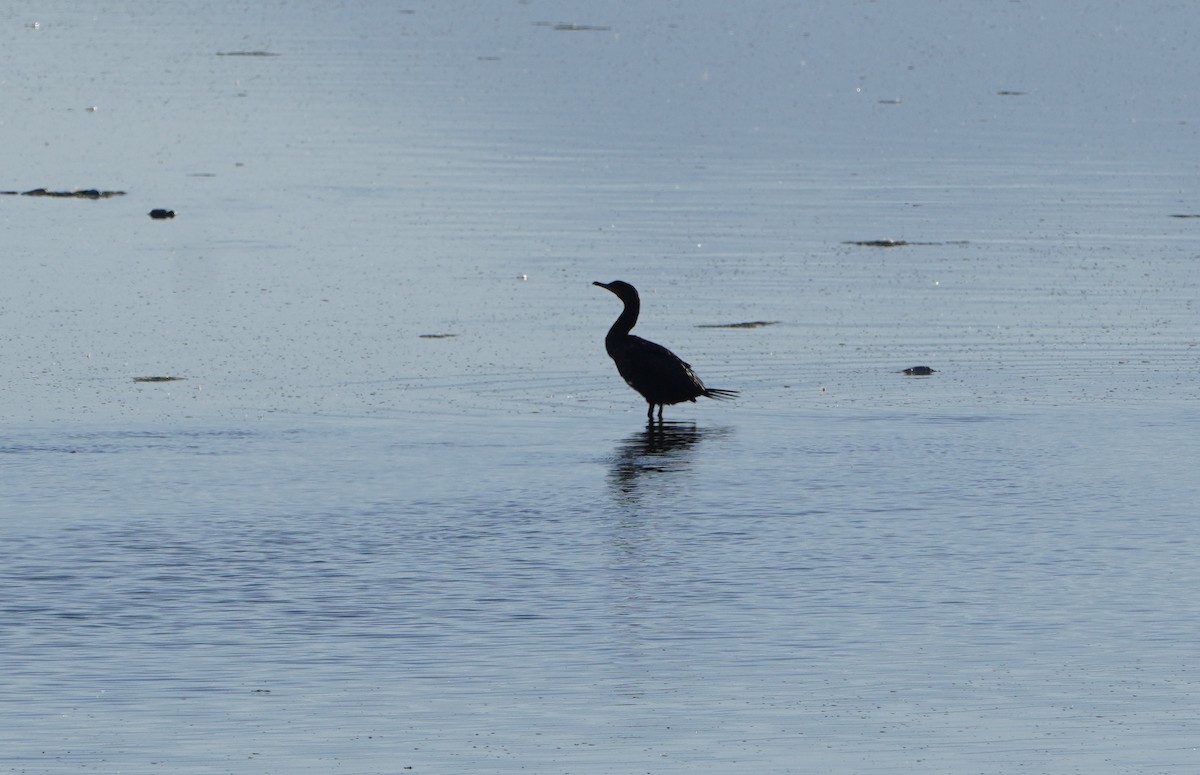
[607,296,639,338]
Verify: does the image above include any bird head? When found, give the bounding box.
[593,280,639,303]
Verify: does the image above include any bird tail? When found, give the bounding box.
[704,388,738,400]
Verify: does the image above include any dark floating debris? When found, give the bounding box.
[1169,214,1200,219]
[845,239,968,247]
[216,50,280,56]
[901,366,937,376]
[2,188,126,199]
[996,90,1027,96]
[133,376,184,383]
[696,320,780,329]
[534,21,612,31]
[149,209,176,219]
[419,333,457,339]
[849,239,909,247]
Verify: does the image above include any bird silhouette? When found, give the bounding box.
[593,280,738,420]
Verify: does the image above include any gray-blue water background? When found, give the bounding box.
[3,2,1199,773]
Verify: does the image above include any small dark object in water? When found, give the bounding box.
[149,209,175,219]
[552,23,611,31]
[594,280,738,420]
[533,21,612,32]
[20,188,126,199]
[848,239,910,247]
[901,366,937,376]
[696,320,780,329]
[419,333,457,339]
[1169,213,1200,219]
[133,376,183,383]
[845,239,968,247]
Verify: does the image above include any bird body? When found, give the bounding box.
[594,280,737,419]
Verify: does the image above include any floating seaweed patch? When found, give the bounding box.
[845,239,968,247]
[696,321,780,329]
[847,239,909,247]
[3,188,127,198]
[533,21,611,31]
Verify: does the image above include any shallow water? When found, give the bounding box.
[3,2,1200,773]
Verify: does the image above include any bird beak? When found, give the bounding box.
[592,281,607,288]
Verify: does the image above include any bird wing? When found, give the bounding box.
[614,335,708,403]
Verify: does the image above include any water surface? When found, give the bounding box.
[3,2,1199,773]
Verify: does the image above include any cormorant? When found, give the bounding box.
[593,280,738,420]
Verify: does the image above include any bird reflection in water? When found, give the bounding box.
[609,421,720,494]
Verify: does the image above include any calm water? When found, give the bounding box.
[3,2,1200,773]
